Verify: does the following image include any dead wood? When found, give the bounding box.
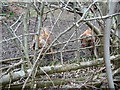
[0,55,120,86]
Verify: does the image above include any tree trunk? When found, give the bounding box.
[103,0,116,89]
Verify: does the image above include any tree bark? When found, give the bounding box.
[103,0,116,89]
[23,4,32,68]
[0,55,120,86]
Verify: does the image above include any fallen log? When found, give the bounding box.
[7,80,66,88]
[5,76,102,88]
[6,72,119,89]
[0,55,120,86]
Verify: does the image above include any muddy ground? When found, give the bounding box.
[1,10,96,62]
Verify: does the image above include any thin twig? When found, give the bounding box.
[41,0,100,63]
[22,0,71,89]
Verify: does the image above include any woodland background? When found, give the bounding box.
[0,0,120,89]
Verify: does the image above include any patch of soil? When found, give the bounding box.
[2,11,93,62]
